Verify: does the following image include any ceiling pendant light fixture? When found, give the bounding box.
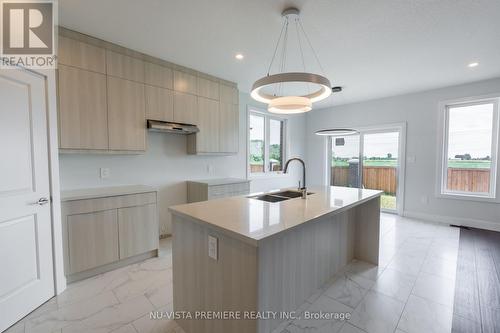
[251,7,332,114]
[315,128,358,136]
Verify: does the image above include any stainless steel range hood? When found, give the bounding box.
[147,119,199,135]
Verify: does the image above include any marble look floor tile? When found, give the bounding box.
[24,297,59,321]
[370,268,416,303]
[427,244,458,263]
[412,272,455,307]
[324,271,374,308]
[339,322,366,333]
[387,253,424,276]
[287,295,353,333]
[132,306,182,333]
[349,290,404,333]
[344,261,384,281]
[146,282,173,309]
[61,295,154,333]
[113,266,172,303]
[56,265,131,307]
[25,291,119,333]
[110,323,137,333]
[4,320,25,333]
[421,256,457,280]
[397,295,453,333]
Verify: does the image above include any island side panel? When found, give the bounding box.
[353,196,381,265]
[172,214,258,333]
[257,210,355,333]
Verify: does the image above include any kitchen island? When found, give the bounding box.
[169,186,382,333]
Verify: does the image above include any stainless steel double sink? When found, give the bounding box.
[249,190,314,203]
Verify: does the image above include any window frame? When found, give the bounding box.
[247,107,288,178]
[437,96,500,201]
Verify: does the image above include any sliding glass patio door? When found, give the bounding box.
[329,126,404,213]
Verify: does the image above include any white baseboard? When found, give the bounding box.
[403,210,500,232]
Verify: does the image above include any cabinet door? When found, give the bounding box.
[58,65,108,149]
[196,97,219,152]
[173,70,197,94]
[145,85,174,122]
[58,36,106,73]
[106,50,145,82]
[220,84,238,104]
[118,204,158,259]
[67,209,119,274]
[107,77,146,151]
[197,77,219,100]
[173,91,197,125]
[144,62,173,89]
[219,102,239,153]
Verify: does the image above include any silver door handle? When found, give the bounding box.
[32,197,50,206]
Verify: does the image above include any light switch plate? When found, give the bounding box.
[100,168,110,179]
[208,235,218,260]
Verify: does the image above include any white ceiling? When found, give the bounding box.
[59,0,500,108]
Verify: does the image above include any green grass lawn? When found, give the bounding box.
[381,195,396,210]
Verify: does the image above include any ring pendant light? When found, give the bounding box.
[251,7,332,114]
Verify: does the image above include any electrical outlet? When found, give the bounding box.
[208,235,218,260]
[100,168,110,179]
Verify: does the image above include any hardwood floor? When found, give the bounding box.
[452,228,500,333]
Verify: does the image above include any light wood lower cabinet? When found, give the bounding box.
[58,65,108,150]
[107,77,146,151]
[67,209,119,274]
[62,191,158,282]
[118,204,159,259]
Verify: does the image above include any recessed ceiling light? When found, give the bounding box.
[235,53,244,60]
[468,62,479,68]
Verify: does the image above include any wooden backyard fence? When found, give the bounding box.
[446,168,490,193]
[332,166,490,194]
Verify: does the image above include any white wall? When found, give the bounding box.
[59,92,306,235]
[306,78,500,230]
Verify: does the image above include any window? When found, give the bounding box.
[248,110,286,174]
[440,98,499,199]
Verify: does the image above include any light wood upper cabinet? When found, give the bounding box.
[145,85,174,122]
[107,77,146,151]
[58,65,108,150]
[220,84,238,104]
[197,77,219,100]
[144,62,173,89]
[57,31,239,155]
[173,91,197,125]
[118,204,158,259]
[173,70,197,94]
[106,50,145,82]
[219,103,239,153]
[188,97,219,153]
[67,209,119,274]
[58,36,106,73]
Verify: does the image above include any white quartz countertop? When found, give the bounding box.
[187,178,250,186]
[169,186,382,245]
[61,185,158,202]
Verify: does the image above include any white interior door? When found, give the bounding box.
[0,68,55,332]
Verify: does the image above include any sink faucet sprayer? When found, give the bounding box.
[283,158,307,199]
